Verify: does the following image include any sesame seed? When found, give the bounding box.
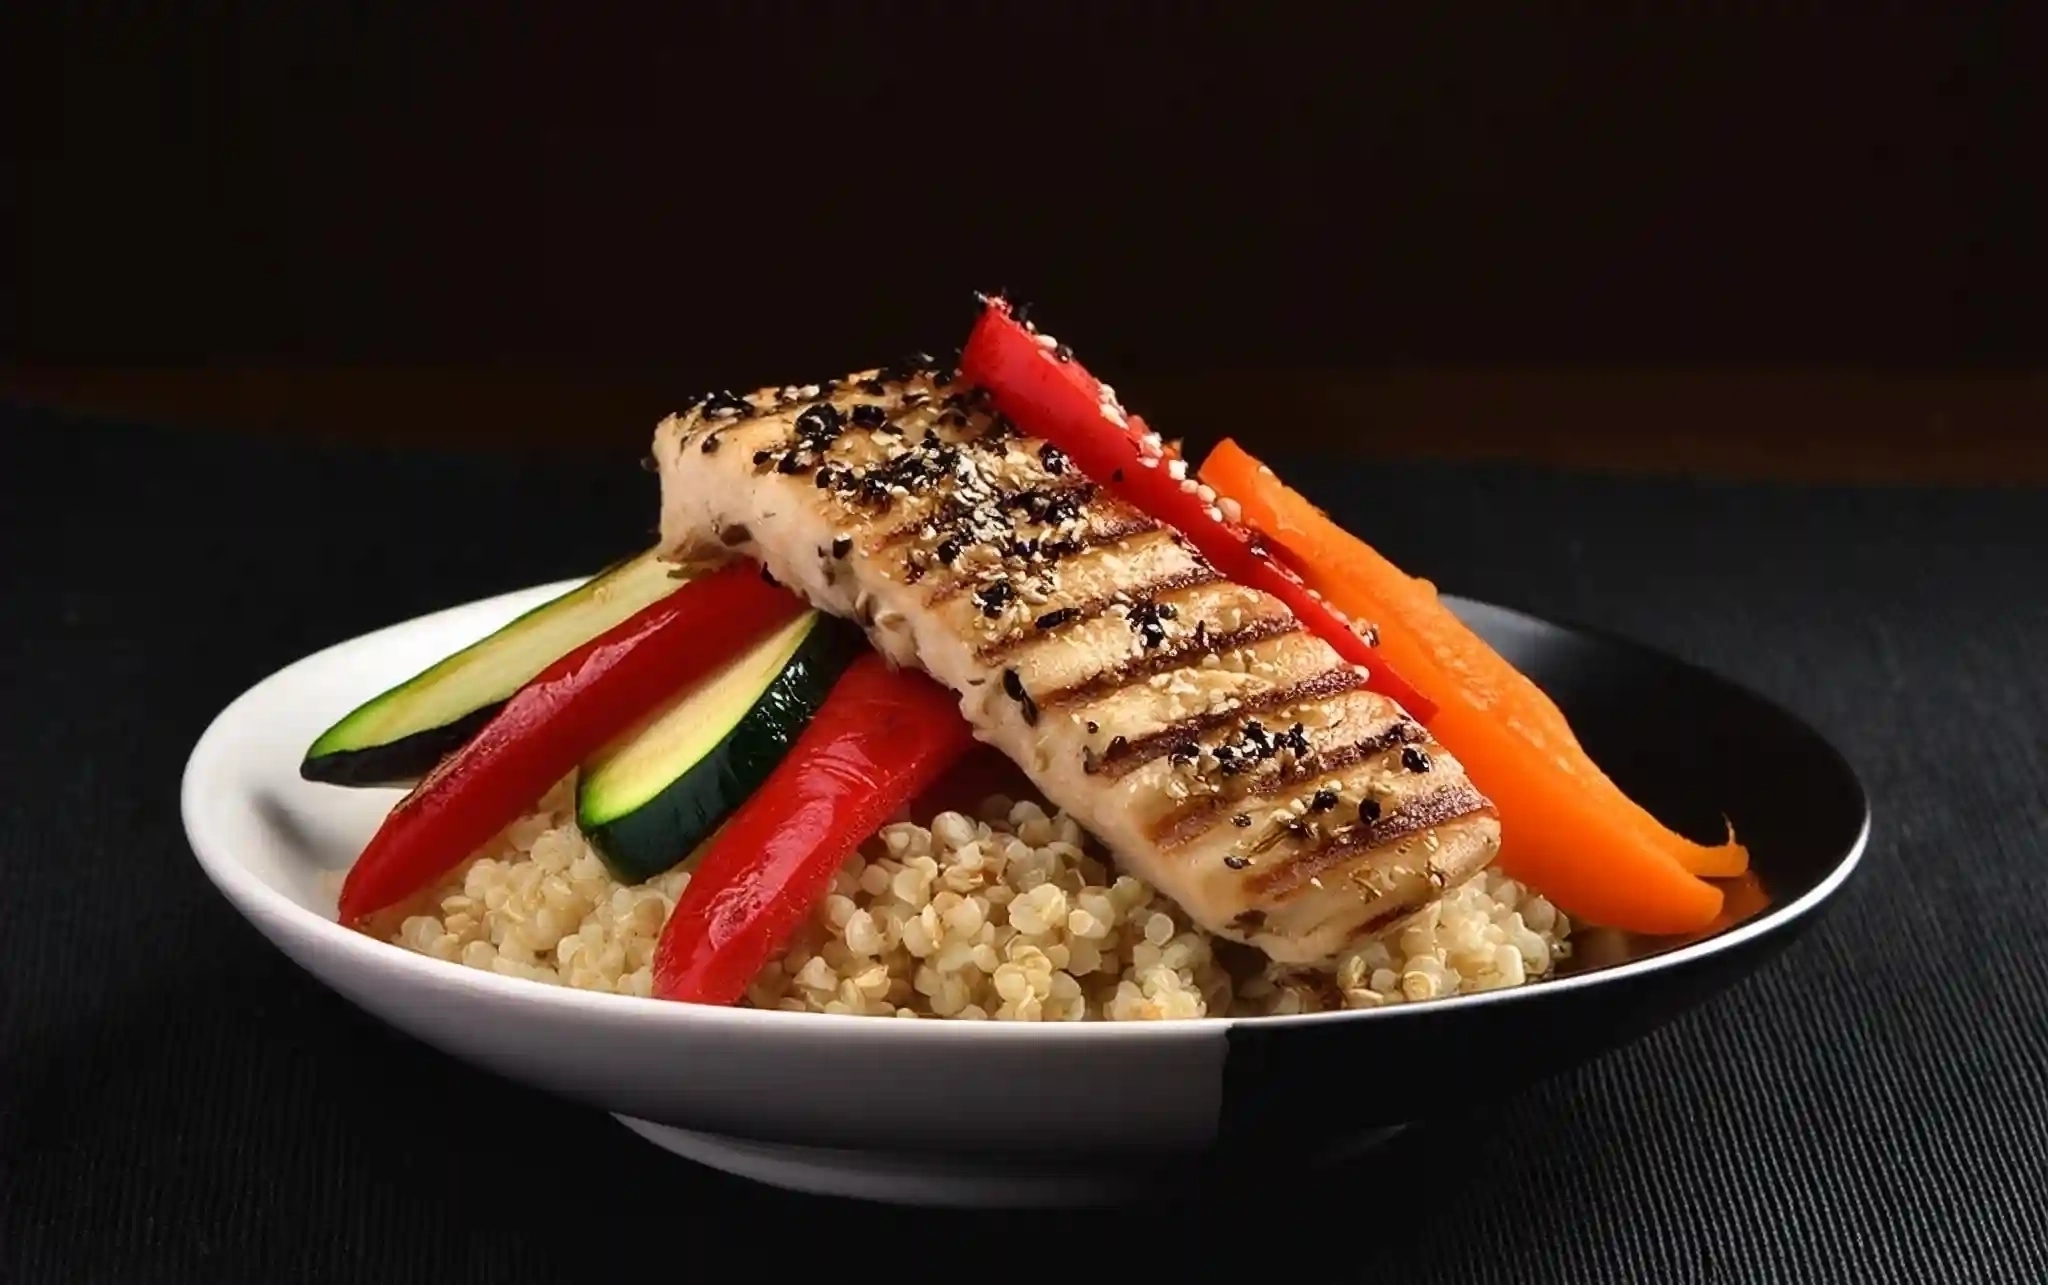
[1196,483,1217,504]
[1217,496,1243,524]
[1205,505,1225,522]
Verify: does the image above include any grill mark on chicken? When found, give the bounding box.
[654,371,1508,965]
[1040,617,1302,709]
[1149,717,1428,844]
[869,480,1097,552]
[973,563,1221,664]
[1093,666,1368,779]
[1245,781,1493,897]
[1304,890,1421,939]
[925,513,1164,606]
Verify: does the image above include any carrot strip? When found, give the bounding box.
[1199,439,1745,937]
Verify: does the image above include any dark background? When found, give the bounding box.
[4,6,2044,471]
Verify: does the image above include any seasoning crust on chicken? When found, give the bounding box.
[652,364,1500,965]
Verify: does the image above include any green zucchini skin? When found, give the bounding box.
[577,615,864,884]
[300,548,684,788]
[298,704,505,788]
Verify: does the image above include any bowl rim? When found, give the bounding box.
[181,577,1871,1043]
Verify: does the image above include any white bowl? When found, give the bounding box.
[181,579,1868,1207]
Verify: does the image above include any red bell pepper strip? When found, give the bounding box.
[653,655,975,1005]
[958,296,1436,723]
[338,561,806,927]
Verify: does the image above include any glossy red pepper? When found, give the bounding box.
[652,655,975,1005]
[338,561,806,926]
[958,297,1437,722]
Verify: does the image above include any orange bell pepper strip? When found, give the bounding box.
[1198,439,1744,937]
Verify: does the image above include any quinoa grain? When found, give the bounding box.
[386,777,1572,1019]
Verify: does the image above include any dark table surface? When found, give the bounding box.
[5,407,2044,1283]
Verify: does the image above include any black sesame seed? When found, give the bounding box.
[1401,746,1432,773]
[858,377,888,396]
[1107,735,1128,756]
[1310,788,1340,813]
[1038,443,1069,476]
[794,403,844,445]
[1357,797,1382,824]
[775,452,805,475]
[849,403,888,428]
[935,537,963,565]
[1128,600,1175,649]
[752,449,773,466]
[1054,343,1074,363]
[1169,743,1198,766]
[697,435,720,455]
[1223,855,1250,870]
[830,536,853,559]
[1085,720,1100,734]
[1231,813,1252,828]
[1035,606,1081,631]
[1001,667,1040,725]
[975,581,1014,618]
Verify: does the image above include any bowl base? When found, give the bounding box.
[614,1115,1406,1207]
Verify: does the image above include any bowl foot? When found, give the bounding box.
[613,1114,1406,1207]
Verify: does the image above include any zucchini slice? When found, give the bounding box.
[576,610,862,883]
[301,548,686,787]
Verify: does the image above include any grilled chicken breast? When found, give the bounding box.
[651,365,1500,965]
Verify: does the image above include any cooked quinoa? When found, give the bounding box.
[386,777,1572,1019]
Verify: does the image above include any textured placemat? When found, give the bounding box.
[3,408,2042,1283]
